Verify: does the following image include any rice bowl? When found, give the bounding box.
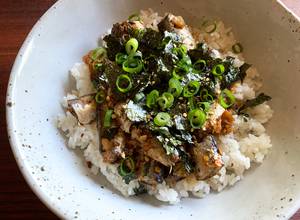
[57,9,273,204]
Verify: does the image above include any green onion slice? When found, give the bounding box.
[202,20,217,33]
[172,67,186,80]
[115,53,128,65]
[122,57,143,74]
[198,102,211,112]
[91,47,107,61]
[94,63,103,71]
[193,59,206,72]
[188,97,195,110]
[125,38,139,55]
[212,64,225,76]
[174,44,188,57]
[177,55,192,73]
[154,112,171,127]
[188,109,206,128]
[219,89,236,109]
[232,43,243,54]
[128,13,141,21]
[168,78,183,97]
[183,80,200,97]
[119,157,135,176]
[95,91,105,104]
[146,90,159,108]
[116,74,132,93]
[157,92,174,110]
[200,89,214,102]
[104,109,113,128]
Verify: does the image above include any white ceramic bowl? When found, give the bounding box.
[6,0,300,219]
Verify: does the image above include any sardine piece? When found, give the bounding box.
[68,94,96,125]
[192,135,223,180]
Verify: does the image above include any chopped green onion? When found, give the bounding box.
[94,63,103,71]
[203,94,214,102]
[154,112,171,127]
[131,51,143,60]
[95,91,105,104]
[119,157,135,176]
[200,89,214,102]
[146,90,159,108]
[168,78,183,97]
[177,55,192,73]
[188,109,206,128]
[232,43,243,54]
[183,81,200,97]
[157,92,174,110]
[133,28,145,40]
[202,20,217,33]
[134,92,145,103]
[174,44,187,57]
[172,67,186,80]
[122,57,143,74]
[128,13,140,21]
[125,38,139,55]
[115,53,128,65]
[193,59,206,72]
[188,97,195,110]
[212,64,225,76]
[104,109,113,128]
[91,47,107,61]
[198,102,211,112]
[116,74,132,93]
[219,89,236,109]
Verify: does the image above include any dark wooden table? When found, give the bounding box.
[0,1,299,219]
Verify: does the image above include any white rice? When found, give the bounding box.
[57,9,273,204]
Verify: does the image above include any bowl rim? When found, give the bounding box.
[6,0,65,218]
[5,0,300,219]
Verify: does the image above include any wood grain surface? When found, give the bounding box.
[0,0,299,219]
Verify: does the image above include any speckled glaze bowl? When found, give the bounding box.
[6,0,300,219]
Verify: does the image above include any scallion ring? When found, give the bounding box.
[154,112,171,127]
[219,89,236,109]
[188,97,195,110]
[177,55,192,73]
[174,44,187,57]
[212,64,225,76]
[198,102,211,112]
[122,57,143,74]
[200,89,214,102]
[115,53,128,65]
[94,63,103,71]
[232,43,243,54]
[157,92,174,110]
[116,74,132,93]
[95,91,105,104]
[183,80,200,97]
[125,38,139,55]
[146,90,159,108]
[128,13,140,22]
[203,94,214,102]
[202,20,217,33]
[168,78,183,97]
[172,67,186,80]
[104,109,113,128]
[90,47,107,61]
[119,157,135,176]
[188,109,206,128]
[193,59,206,72]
